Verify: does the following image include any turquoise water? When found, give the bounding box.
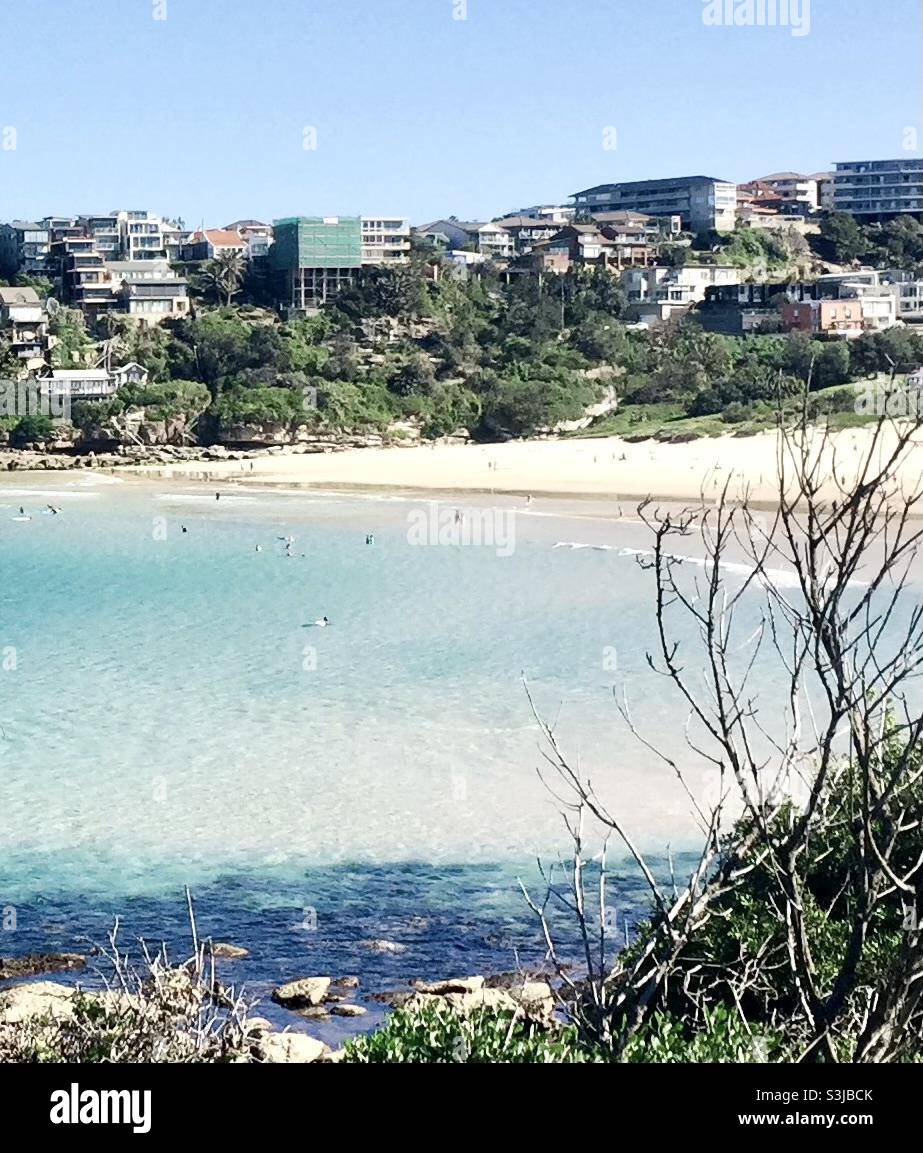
[0,474,784,1018]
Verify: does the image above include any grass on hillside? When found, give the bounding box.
[578,385,877,443]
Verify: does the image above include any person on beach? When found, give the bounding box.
[215,492,220,501]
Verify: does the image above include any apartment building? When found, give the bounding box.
[493,216,562,255]
[414,219,514,260]
[750,172,822,213]
[361,217,411,265]
[572,176,737,233]
[780,297,881,339]
[511,204,575,225]
[622,263,741,323]
[0,221,52,277]
[119,210,171,261]
[0,286,52,372]
[79,215,122,258]
[272,216,363,311]
[833,158,923,220]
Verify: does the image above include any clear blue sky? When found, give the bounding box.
[1,0,919,227]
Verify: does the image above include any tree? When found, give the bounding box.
[10,413,55,446]
[200,251,245,307]
[818,212,867,264]
[524,393,923,1062]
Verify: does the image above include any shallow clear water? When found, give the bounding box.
[0,474,788,1027]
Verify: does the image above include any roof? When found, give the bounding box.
[416,219,483,234]
[493,216,559,229]
[46,369,112,380]
[590,210,656,224]
[573,176,731,197]
[756,172,810,182]
[224,219,269,230]
[188,229,246,247]
[0,286,41,305]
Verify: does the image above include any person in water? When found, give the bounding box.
[181,525,188,534]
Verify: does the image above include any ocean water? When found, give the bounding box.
[0,473,845,1034]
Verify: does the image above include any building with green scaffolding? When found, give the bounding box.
[272,216,362,312]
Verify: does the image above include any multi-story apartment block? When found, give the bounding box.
[361,217,411,265]
[474,222,514,261]
[512,205,575,225]
[833,158,923,220]
[119,210,170,261]
[622,263,741,323]
[0,286,52,372]
[494,215,564,255]
[572,176,738,233]
[750,172,822,213]
[79,214,122,258]
[0,221,52,277]
[414,219,514,260]
[811,172,835,211]
[780,290,897,338]
[881,270,923,324]
[272,216,363,311]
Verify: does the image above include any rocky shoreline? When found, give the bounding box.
[0,948,555,1064]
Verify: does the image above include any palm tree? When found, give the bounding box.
[202,251,245,307]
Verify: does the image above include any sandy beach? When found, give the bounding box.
[119,425,923,507]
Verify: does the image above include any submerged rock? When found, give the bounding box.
[0,952,86,980]
[359,939,406,955]
[208,942,249,960]
[271,976,331,1008]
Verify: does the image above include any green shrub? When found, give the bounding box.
[343,1001,599,1064]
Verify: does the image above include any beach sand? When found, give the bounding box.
[120,425,923,507]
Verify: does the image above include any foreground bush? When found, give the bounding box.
[343,1000,597,1064]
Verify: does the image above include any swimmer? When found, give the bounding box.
[255,544,263,552]
[182,525,188,534]
[312,616,330,628]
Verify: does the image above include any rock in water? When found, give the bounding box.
[0,952,86,979]
[271,976,331,1008]
[358,939,406,955]
[208,942,249,959]
[329,1004,367,1017]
